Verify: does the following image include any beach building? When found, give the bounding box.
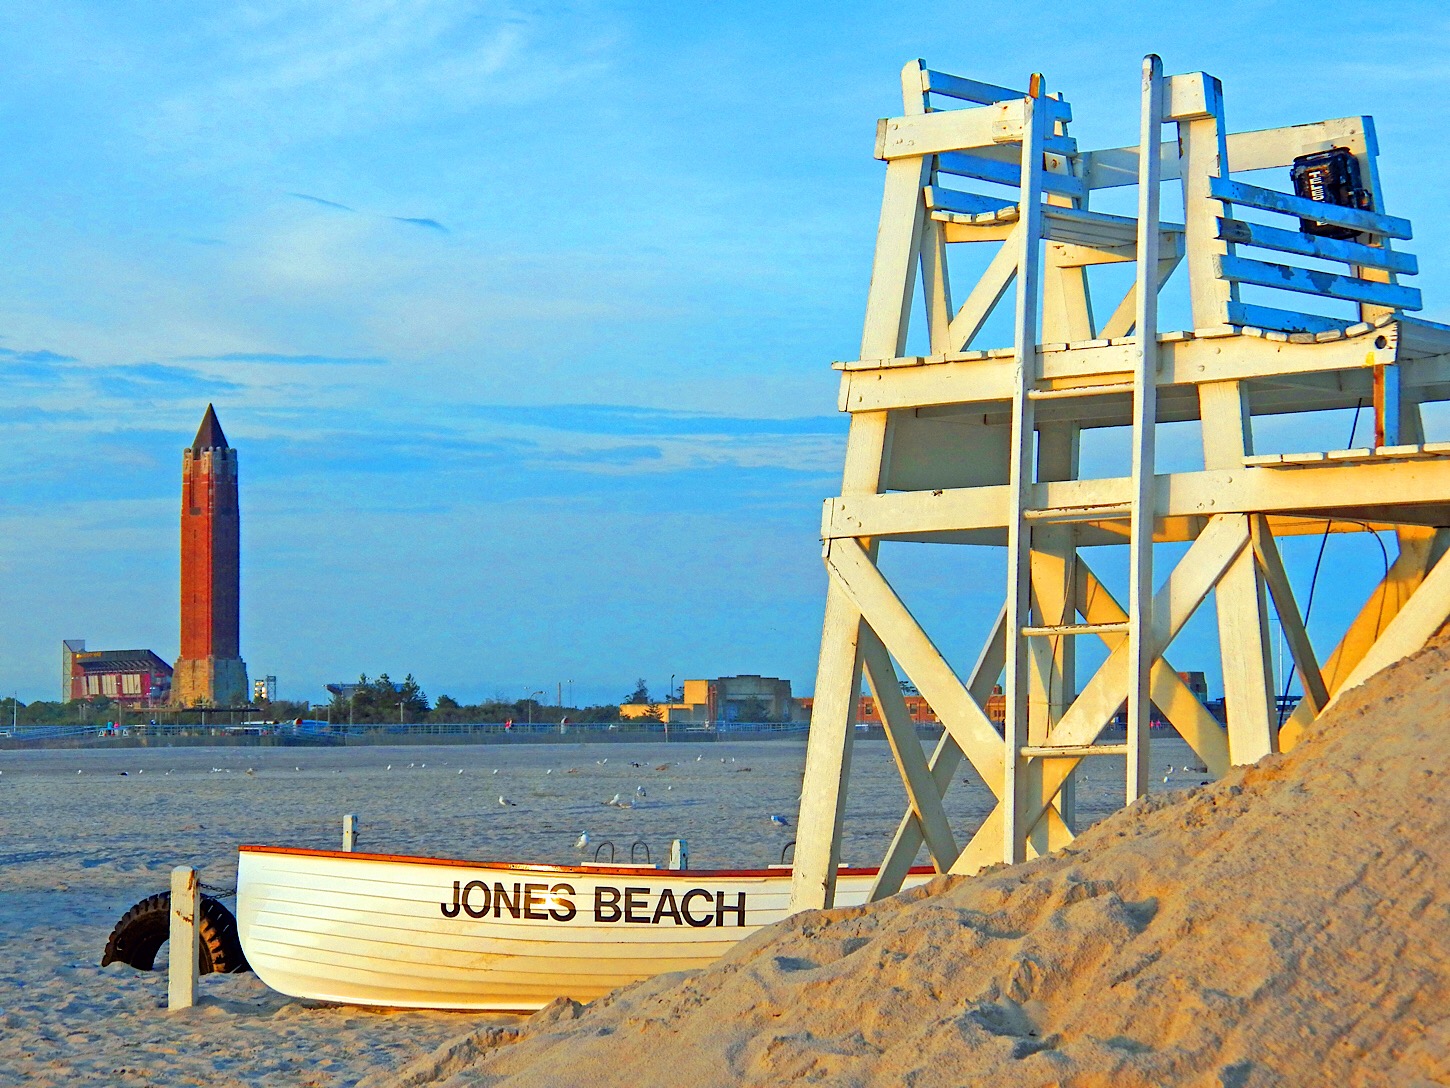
[619,674,801,723]
[171,405,249,707]
[61,640,173,706]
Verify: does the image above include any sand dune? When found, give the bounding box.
[378,640,1450,1088]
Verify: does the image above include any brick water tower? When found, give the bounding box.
[171,404,249,707]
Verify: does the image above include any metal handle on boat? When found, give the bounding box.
[780,840,796,866]
[593,841,616,863]
[630,841,651,864]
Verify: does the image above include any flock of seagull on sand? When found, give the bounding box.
[62,752,799,850]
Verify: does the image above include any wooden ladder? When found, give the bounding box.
[1002,57,1166,863]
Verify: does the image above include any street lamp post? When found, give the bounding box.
[528,691,544,725]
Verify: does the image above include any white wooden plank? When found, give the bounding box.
[1217,254,1421,311]
[858,625,961,870]
[1217,217,1418,275]
[1208,176,1413,240]
[945,223,1020,351]
[824,456,1450,540]
[1003,84,1048,865]
[922,68,1023,105]
[1249,515,1329,712]
[870,608,1006,900]
[1075,562,1231,777]
[1326,545,1450,704]
[1125,54,1164,803]
[1225,302,1353,334]
[924,186,1016,216]
[876,100,1027,160]
[169,865,200,1009]
[825,538,1007,793]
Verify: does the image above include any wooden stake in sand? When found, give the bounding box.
[791,54,1450,912]
[168,865,199,1009]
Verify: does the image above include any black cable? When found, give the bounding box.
[1278,400,1367,723]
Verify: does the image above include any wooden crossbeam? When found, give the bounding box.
[1250,515,1329,713]
[838,326,1399,412]
[859,625,961,870]
[1279,527,1446,750]
[1323,543,1450,707]
[825,537,1006,791]
[945,225,1020,351]
[823,458,1450,541]
[869,607,1007,900]
[876,98,1073,161]
[1076,563,1231,777]
[1048,514,1250,748]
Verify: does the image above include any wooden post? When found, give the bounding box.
[168,865,199,1010]
[668,839,688,870]
[1126,54,1164,801]
[342,814,357,852]
[790,59,931,914]
[1002,77,1048,865]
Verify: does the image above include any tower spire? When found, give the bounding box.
[191,404,229,451]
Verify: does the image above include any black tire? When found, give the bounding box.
[101,892,250,974]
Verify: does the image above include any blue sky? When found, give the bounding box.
[1,2,1447,706]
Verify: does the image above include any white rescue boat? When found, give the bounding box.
[236,845,932,1011]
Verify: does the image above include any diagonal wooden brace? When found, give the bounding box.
[859,624,961,870]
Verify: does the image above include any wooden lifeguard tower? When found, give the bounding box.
[790,57,1450,911]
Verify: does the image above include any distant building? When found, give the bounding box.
[63,642,173,707]
[798,686,1007,726]
[620,675,801,723]
[172,405,249,707]
[253,675,277,703]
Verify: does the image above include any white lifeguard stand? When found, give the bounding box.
[790,57,1450,911]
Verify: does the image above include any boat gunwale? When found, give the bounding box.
[240,844,936,881]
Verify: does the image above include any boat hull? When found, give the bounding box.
[236,846,930,1011]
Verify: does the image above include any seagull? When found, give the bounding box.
[636,785,647,798]
[605,793,622,806]
[629,761,642,768]
[545,768,552,775]
[458,769,464,775]
[696,755,703,761]
[118,771,128,776]
[770,815,790,827]
[575,832,590,850]
[421,764,426,768]
[386,764,392,770]
[597,758,608,765]
[77,770,83,775]
[499,795,517,807]
[492,768,499,774]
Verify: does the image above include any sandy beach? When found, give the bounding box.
[377,640,1450,1088]
[0,733,1198,1086]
